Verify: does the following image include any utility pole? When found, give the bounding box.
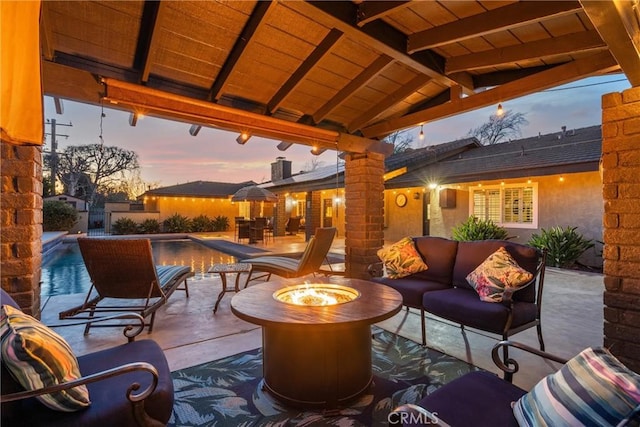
[44,118,72,195]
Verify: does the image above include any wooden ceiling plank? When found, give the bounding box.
[362,50,619,138]
[209,1,278,101]
[42,62,105,105]
[285,1,474,93]
[137,1,164,83]
[580,0,640,86]
[101,77,392,155]
[356,1,412,27]
[446,30,606,73]
[348,74,430,132]
[313,54,393,123]
[268,28,343,113]
[39,3,55,61]
[408,1,582,53]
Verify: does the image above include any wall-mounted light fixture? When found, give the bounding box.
[189,124,201,136]
[236,131,251,144]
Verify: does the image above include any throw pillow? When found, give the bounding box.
[0,304,90,411]
[377,237,428,279]
[513,347,640,426]
[466,247,533,302]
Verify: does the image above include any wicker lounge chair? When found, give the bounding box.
[59,238,192,333]
[243,227,336,282]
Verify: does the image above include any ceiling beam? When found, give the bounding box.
[580,0,640,87]
[408,88,452,114]
[284,1,474,94]
[362,50,619,138]
[356,1,411,27]
[445,30,606,74]
[312,54,393,123]
[42,61,105,104]
[39,3,55,61]
[348,74,431,132]
[268,28,343,113]
[209,1,278,101]
[134,0,163,83]
[101,77,393,155]
[408,1,582,53]
[473,65,558,88]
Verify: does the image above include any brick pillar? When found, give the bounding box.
[602,87,640,373]
[274,195,287,236]
[1,140,43,317]
[344,152,385,279]
[306,191,321,241]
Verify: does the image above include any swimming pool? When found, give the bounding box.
[41,239,238,296]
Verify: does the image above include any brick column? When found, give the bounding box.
[274,195,287,236]
[306,191,321,241]
[344,152,385,279]
[1,140,43,317]
[602,87,640,373]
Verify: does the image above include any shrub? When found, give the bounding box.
[528,226,594,268]
[451,216,508,241]
[163,213,192,233]
[111,217,138,235]
[138,219,161,234]
[43,201,79,231]
[191,215,213,232]
[212,215,229,232]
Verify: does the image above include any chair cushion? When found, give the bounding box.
[377,237,428,279]
[156,265,192,288]
[466,247,533,303]
[423,288,538,333]
[7,339,174,427]
[419,371,525,426]
[513,347,640,427]
[0,305,90,412]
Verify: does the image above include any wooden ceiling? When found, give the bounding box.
[40,1,639,155]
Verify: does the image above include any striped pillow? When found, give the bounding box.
[0,304,90,411]
[513,347,640,426]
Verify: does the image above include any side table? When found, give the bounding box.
[208,262,252,313]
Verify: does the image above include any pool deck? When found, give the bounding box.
[40,232,604,391]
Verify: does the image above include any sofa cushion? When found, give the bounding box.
[377,237,428,279]
[411,236,458,284]
[513,347,640,427]
[6,339,175,427]
[466,247,534,303]
[372,277,450,309]
[419,371,525,426]
[0,305,90,412]
[423,288,538,334]
[453,240,539,302]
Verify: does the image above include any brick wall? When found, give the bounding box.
[1,139,43,317]
[344,152,385,278]
[602,86,640,373]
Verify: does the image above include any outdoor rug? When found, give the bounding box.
[169,328,479,426]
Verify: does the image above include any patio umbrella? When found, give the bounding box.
[231,185,277,218]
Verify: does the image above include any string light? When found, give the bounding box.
[419,124,424,140]
[496,103,504,117]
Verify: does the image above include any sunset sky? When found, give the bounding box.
[43,75,630,189]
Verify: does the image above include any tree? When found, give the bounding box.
[468,110,529,145]
[384,129,415,153]
[302,157,324,172]
[45,144,139,205]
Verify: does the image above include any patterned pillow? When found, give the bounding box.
[0,304,90,411]
[377,237,428,279]
[513,347,640,426]
[466,247,533,302]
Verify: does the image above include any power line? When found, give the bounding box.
[542,78,627,92]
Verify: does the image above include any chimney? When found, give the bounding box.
[271,157,292,182]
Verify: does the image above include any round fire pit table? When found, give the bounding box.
[230,277,402,409]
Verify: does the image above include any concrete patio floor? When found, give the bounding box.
[40,233,604,392]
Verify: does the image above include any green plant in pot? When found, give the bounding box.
[452,216,508,241]
[528,226,594,268]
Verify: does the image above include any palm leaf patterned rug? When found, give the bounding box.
[169,328,478,426]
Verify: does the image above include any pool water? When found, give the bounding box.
[41,239,237,296]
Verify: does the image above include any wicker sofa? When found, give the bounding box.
[371,237,547,355]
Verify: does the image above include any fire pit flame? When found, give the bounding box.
[274,284,360,306]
